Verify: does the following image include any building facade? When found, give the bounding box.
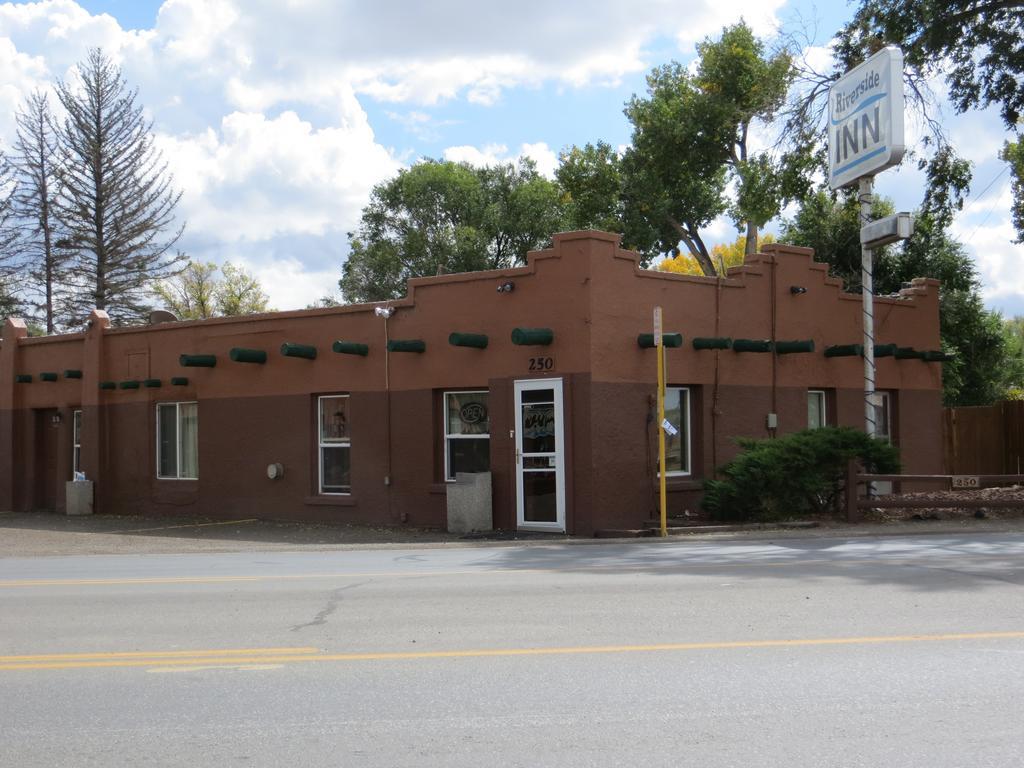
[0,231,944,534]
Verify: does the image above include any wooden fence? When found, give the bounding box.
[944,400,1024,474]
[843,464,1024,522]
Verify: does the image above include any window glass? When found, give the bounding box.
[179,403,199,479]
[808,391,826,429]
[664,387,691,474]
[157,404,178,478]
[319,395,351,493]
[874,392,892,442]
[445,391,490,480]
[157,403,197,480]
[320,396,349,442]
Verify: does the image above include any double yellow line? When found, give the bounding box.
[2,631,1023,672]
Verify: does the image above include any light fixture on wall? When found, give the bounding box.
[374,306,394,318]
[790,286,807,295]
[497,280,515,293]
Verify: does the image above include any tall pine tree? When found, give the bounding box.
[53,49,184,325]
[12,91,66,333]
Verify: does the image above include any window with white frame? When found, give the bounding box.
[444,391,490,480]
[72,409,82,476]
[319,395,351,494]
[808,390,827,429]
[157,402,198,480]
[664,387,691,475]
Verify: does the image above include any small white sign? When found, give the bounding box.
[661,419,678,436]
[653,306,663,347]
[828,47,905,189]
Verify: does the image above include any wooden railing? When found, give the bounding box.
[843,461,1024,522]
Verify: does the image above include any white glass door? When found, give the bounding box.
[514,378,565,532]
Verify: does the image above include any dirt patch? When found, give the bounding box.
[865,485,1024,523]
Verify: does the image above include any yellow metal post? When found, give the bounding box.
[655,307,667,537]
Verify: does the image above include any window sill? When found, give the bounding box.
[303,495,357,507]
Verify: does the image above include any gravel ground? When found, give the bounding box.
[3,502,1024,558]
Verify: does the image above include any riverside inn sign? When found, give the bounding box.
[829,46,905,189]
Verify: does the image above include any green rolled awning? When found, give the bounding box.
[874,344,897,358]
[637,333,683,349]
[119,380,140,390]
[895,347,922,360]
[922,350,954,362]
[281,342,317,360]
[143,379,162,388]
[774,340,815,355]
[692,337,732,350]
[449,333,488,349]
[511,328,553,346]
[733,339,773,353]
[229,347,268,364]
[171,377,189,386]
[180,354,217,368]
[15,374,32,384]
[332,341,369,356]
[824,344,863,358]
[64,369,83,379]
[387,339,426,353]
[99,381,116,390]
[39,372,58,382]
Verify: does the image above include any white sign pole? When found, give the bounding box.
[860,177,877,439]
[654,306,667,538]
[829,46,904,444]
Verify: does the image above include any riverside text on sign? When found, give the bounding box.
[828,47,905,189]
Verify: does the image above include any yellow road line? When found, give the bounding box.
[0,647,319,662]
[2,631,1021,671]
[0,554,1016,588]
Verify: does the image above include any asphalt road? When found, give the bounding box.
[2,534,1023,767]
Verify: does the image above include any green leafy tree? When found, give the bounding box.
[555,141,625,233]
[780,189,896,292]
[782,191,1009,405]
[341,158,566,303]
[215,262,271,316]
[53,48,185,325]
[1001,316,1024,398]
[1004,138,1024,243]
[620,22,809,273]
[835,0,1024,131]
[831,1,1023,241]
[154,260,270,319]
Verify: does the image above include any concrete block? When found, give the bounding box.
[66,480,94,516]
[446,472,492,534]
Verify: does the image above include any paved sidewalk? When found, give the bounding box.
[2,510,1024,557]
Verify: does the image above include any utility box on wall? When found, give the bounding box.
[65,480,94,516]
[446,472,492,534]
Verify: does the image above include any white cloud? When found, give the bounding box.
[442,141,558,178]
[237,256,339,311]
[157,109,399,243]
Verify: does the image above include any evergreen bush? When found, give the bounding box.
[702,427,900,522]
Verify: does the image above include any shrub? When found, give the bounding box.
[702,427,900,523]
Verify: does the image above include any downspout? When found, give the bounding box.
[769,254,778,437]
[375,305,395,517]
[711,259,724,474]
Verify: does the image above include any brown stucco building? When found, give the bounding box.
[1,231,944,535]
